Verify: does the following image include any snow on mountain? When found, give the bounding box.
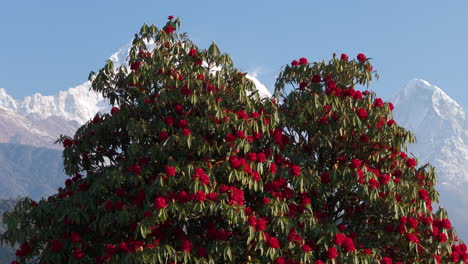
[0,88,17,111]
[392,79,468,240]
[1,82,107,125]
[0,82,108,149]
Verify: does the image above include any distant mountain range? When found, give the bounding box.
[0,82,108,150]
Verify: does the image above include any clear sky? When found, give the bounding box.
[1,0,467,109]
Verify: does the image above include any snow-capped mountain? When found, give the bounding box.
[0,82,109,149]
[392,79,468,240]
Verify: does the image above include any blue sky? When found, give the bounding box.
[1,0,467,109]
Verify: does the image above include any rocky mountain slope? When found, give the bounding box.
[0,143,64,200]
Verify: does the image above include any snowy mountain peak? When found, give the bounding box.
[109,42,131,68]
[0,88,17,112]
[392,79,466,132]
[15,81,107,125]
[398,79,464,115]
[392,78,468,183]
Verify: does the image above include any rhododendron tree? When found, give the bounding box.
[1,17,466,264]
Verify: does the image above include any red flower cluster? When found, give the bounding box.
[153,197,167,209]
[356,107,368,119]
[193,167,210,185]
[357,53,367,62]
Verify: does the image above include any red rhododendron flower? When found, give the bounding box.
[128,164,142,175]
[164,25,174,34]
[418,189,429,200]
[130,62,140,70]
[206,192,217,201]
[350,158,362,168]
[311,74,321,83]
[342,237,356,252]
[381,257,393,264]
[165,166,176,176]
[405,158,417,168]
[247,152,257,161]
[16,242,32,257]
[257,152,266,162]
[326,247,338,259]
[290,165,301,177]
[299,57,308,65]
[406,233,420,243]
[275,257,286,264]
[181,240,193,253]
[451,251,460,262]
[177,119,188,128]
[356,107,368,119]
[379,174,390,185]
[70,231,81,242]
[320,172,331,184]
[63,138,74,148]
[442,219,452,229]
[257,218,267,231]
[291,60,299,66]
[73,249,84,260]
[357,53,367,62]
[374,98,383,107]
[368,178,380,189]
[333,233,346,245]
[340,53,349,62]
[194,190,206,202]
[188,49,197,57]
[164,116,175,126]
[158,131,169,140]
[110,106,120,115]
[182,128,191,136]
[104,244,116,255]
[248,216,257,227]
[177,191,191,203]
[267,236,280,248]
[236,130,246,139]
[118,242,129,253]
[154,197,167,209]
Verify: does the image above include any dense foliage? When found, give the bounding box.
[1,17,466,264]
